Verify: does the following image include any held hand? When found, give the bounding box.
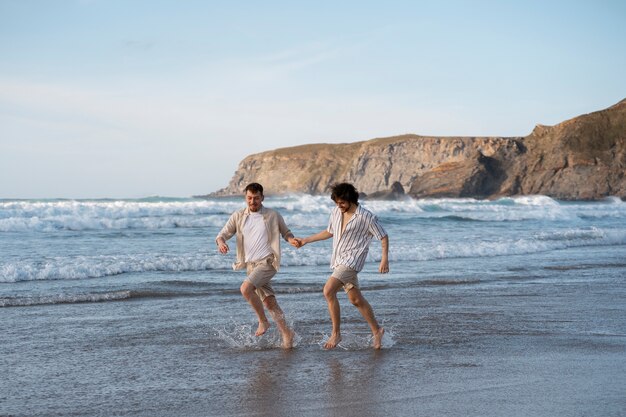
[379,258,389,274]
[291,237,305,248]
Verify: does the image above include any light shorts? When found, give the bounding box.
[332,264,359,292]
[245,254,277,301]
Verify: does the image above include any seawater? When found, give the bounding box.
[2,195,626,416]
[2,194,626,306]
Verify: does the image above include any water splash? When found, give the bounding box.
[316,327,396,350]
[214,318,301,350]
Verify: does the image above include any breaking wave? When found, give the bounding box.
[3,227,624,283]
[3,195,625,233]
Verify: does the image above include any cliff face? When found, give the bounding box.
[213,136,523,196]
[212,99,626,200]
[505,99,626,199]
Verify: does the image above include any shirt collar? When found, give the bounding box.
[244,205,265,215]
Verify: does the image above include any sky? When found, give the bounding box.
[1,1,625,199]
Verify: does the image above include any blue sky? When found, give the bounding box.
[1,0,625,198]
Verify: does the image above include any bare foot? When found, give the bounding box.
[281,328,295,349]
[323,333,341,349]
[255,320,270,336]
[372,327,385,350]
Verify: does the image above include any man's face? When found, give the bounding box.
[335,198,353,213]
[245,191,264,212]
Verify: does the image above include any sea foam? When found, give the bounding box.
[0,199,239,232]
[2,195,626,232]
[3,226,623,283]
[0,254,227,283]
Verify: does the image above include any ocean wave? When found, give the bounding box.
[362,196,563,222]
[0,288,218,307]
[0,199,240,232]
[0,215,231,232]
[536,227,605,241]
[369,195,626,222]
[0,290,134,307]
[3,227,624,282]
[2,195,626,232]
[287,227,626,265]
[0,197,330,232]
[386,228,626,262]
[0,281,458,308]
[0,254,229,283]
[0,285,319,308]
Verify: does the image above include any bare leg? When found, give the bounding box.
[323,277,344,349]
[240,281,270,336]
[347,288,384,349]
[264,296,294,349]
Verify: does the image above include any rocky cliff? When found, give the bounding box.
[211,99,626,200]
[501,99,626,199]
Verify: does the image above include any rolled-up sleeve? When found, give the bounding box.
[277,213,293,241]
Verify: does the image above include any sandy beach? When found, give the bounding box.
[2,197,625,416]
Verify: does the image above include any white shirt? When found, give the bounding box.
[327,204,387,272]
[242,212,273,262]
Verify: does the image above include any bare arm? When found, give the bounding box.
[294,230,333,247]
[379,235,389,273]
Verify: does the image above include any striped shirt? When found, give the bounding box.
[327,204,387,272]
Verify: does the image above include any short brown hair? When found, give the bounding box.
[244,183,264,195]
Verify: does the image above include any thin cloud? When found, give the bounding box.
[123,39,156,51]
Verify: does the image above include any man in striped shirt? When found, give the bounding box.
[294,183,389,349]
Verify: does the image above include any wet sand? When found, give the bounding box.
[2,247,626,416]
[208,342,625,417]
[206,266,626,417]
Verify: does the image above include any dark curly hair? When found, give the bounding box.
[330,183,359,205]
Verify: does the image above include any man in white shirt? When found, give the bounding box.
[294,183,389,349]
[216,183,297,349]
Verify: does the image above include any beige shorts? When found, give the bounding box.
[245,255,277,301]
[332,264,359,292]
